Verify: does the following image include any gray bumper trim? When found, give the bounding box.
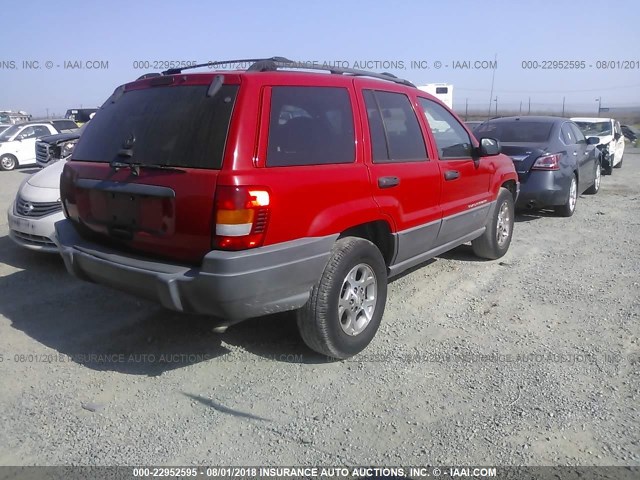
[55,219,337,322]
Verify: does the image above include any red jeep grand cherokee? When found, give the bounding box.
[56,57,518,359]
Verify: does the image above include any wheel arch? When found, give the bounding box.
[338,220,395,267]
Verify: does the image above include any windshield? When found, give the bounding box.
[574,121,612,136]
[0,124,22,142]
[475,121,553,143]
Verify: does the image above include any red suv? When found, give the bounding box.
[56,57,519,359]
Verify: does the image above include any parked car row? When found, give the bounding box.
[0,119,78,171]
[474,116,602,216]
[468,116,628,179]
[2,58,634,358]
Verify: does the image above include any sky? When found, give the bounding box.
[1,0,639,117]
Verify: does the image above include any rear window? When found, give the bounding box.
[267,86,354,167]
[72,85,238,169]
[475,121,553,143]
[65,109,97,123]
[52,120,79,131]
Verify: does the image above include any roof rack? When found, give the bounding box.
[161,56,416,88]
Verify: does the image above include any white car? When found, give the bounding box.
[572,117,625,175]
[0,119,78,171]
[7,159,66,253]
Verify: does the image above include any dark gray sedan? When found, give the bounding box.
[474,116,601,216]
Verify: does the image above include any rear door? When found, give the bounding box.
[357,85,442,267]
[417,98,493,246]
[566,122,594,189]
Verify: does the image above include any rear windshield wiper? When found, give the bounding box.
[136,164,186,173]
[109,160,185,175]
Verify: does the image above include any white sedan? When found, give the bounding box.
[7,159,67,253]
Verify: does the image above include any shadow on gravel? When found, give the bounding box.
[0,235,320,372]
[218,311,329,365]
[0,235,64,271]
[17,168,40,175]
[515,208,564,222]
[388,258,437,282]
[437,243,488,262]
[183,393,272,421]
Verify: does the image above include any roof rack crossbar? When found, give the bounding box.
[161,56,415,87]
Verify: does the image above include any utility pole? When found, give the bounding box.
[494,96,498,116]
[595,97,602,117]
[487,53,497,119]
[562,97,565,117]
[519,101,522,114]
[46,108,49,119]
[465,98,469,120]
[528,97,531,115]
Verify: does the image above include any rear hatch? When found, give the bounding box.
[61,75,240,264]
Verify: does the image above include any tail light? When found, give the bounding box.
[60,164,78,218]
[212,186,270,250]
[532,153,561,171]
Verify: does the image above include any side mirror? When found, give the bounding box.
[586,136,600,145]
[479,137,501,156]
[614,133,621,140]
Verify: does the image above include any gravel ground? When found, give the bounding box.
[0,150,638,467]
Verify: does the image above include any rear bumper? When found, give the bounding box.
[55,219,336,322]
[515,170,568,209]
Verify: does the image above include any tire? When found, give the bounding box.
[614,155,623,168]
[472,187,514,260]
[297,237,387,359]
[602,151,613,175]
[0,154,17,171]
[555,173,578,217]
[585,161,601,195]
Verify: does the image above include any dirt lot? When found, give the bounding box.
[0,150,638,467]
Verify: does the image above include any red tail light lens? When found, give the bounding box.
[60,164,78,218]
[212,186,270,250]
[532,153,561,171]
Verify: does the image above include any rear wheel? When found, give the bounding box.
[472,187,514,260]
[614,155,623,168]
[297,237,387,359]
[585,161,601,194]
[0,154,17,171]
[602,151,613,175]
[555,173,578,217]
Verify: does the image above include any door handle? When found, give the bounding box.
[444,170,460,181]
[378,176,400,188]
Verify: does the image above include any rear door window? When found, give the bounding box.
[33,125,52,137]
[72,85,239,169]
[267,86,355,167]
[52,120,79,131]
[569,123,586,144]
[561,123,575,145]
[363,90,427,162]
